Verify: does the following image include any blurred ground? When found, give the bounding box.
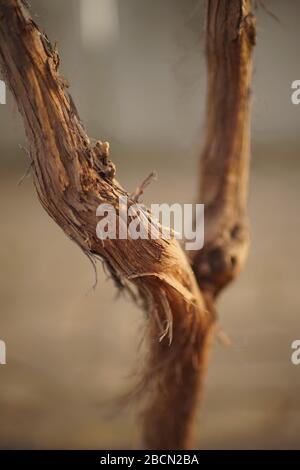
[0,151,299,449]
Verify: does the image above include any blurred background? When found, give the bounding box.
[0,0,300,449]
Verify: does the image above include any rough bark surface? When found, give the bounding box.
[0,0,255,449]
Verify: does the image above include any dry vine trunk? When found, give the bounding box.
[0,0,255,449]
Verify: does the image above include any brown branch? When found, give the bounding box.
[0,0,214,449]
[0,0,255,449]
[192,0,255,300]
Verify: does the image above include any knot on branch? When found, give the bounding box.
[193,222,249,298]
[240,13,256,46]
[92,140,116,180]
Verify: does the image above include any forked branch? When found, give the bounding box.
[0,0,255,449]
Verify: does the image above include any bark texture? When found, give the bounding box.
[0,0,255,449]
[192,0,256,299]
